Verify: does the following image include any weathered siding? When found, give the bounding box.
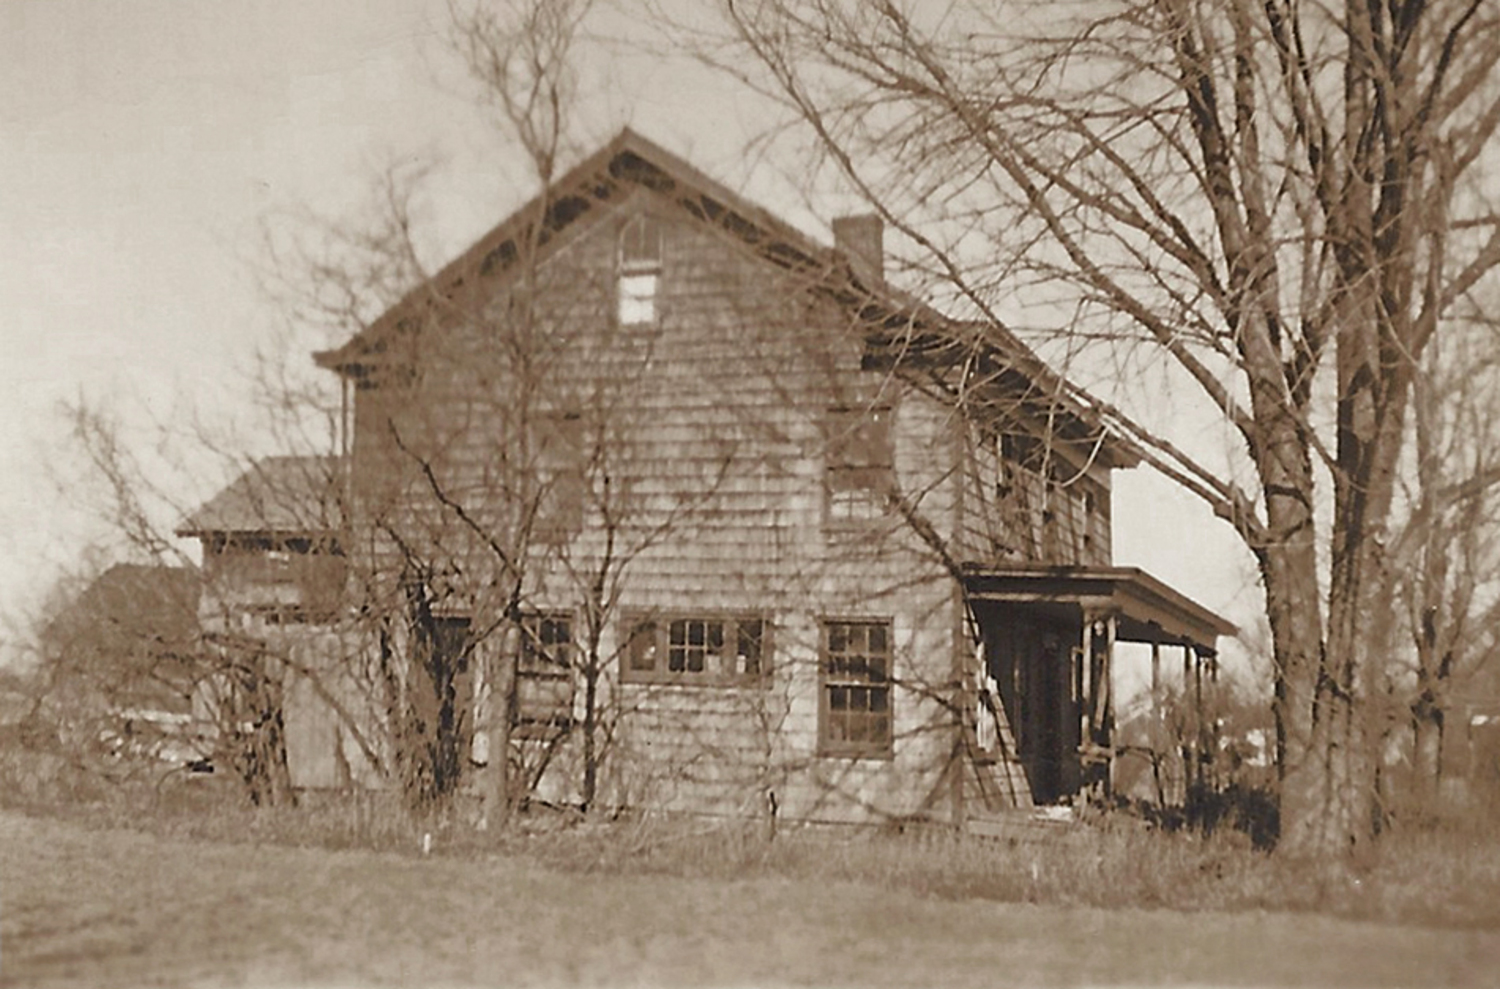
[349,189,974,822]
[954,420,1112,568]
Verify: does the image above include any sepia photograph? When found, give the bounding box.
[2,1,1498,985]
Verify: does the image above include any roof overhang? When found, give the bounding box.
[961,563,1236,656]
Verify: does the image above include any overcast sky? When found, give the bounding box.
[0,0,1262,677]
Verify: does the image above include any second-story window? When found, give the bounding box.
[618,214,662,326]
[532,410,587,542]
[826,406,895,522]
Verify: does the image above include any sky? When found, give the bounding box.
[0,0,1262,679]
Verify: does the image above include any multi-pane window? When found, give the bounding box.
[624,615,767,685]
[820,619,894,757]
[826,406,894,521]
[514,613,573,736]
[618,214,662,326]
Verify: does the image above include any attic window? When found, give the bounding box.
[618,215,662,326]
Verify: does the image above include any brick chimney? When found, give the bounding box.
[832,213,884,284]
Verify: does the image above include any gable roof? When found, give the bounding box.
[176,456,343,537]
[314,127,1141,467]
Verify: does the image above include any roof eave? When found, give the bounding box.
[961,563,1236,654]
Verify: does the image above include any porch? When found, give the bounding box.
[961,563,1236,811]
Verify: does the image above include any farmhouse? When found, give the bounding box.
[184,129,1233,827]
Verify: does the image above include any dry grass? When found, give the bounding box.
[518,809,1500,928]
[4,743,1499,931]
[5,806,1498,988]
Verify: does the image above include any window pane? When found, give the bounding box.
[828,409,893,468]
[621,215,662,266]
[631,614,768,683]
[618,273,658,324]
[737,621,762,675]
[821,620,893,755]
[629,622,658,671]
[543,617,570,648]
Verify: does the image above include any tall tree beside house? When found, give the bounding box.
[1380,325,1500,818]
[696,0,1500,858]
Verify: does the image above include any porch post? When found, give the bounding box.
[1149,633,1167,808]
[1102,614,1117,794]
[1183,643,1197,793]
[1086,612,1098,750]
[1150,636,1162,749]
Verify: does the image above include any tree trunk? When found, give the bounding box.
[581,659,599,811]
[474,622,517,831]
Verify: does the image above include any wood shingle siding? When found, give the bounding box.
[167,129,1232,822]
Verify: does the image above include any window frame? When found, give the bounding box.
[620,612,771,687]
[818,617,896,759]
[513,611,575,738]
[532,410,588,541]
[825,404,896,525]
[617,214,663,327]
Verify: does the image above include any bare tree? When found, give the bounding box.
[1379,322,1500,819]
[680,0,1500,858]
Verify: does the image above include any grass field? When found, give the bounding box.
[3,808,1498,988]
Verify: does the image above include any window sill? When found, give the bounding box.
[620,674,771,690]
[816,745,895,761]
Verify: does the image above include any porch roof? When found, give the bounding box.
[961,563,1237,656]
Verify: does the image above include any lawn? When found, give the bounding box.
[1,808,1496,988]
